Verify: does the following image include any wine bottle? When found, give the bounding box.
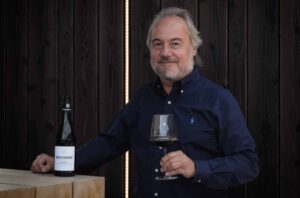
[54,96,76,176]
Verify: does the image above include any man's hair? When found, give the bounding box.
[146,7,203,66]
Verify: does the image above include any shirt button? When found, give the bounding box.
[167,100,172,104]
[181,89,184,93]
[155,169,159,173]
[154,192,158,197]
[197,179,202,183]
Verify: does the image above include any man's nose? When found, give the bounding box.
[160,45,172,57]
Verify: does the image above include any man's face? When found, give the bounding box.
[150,16,196,83]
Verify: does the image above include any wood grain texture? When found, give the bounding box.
[73,177,105,198]
[97,1,125,197]
[0,185,35,198]
[0,0,4,167]
[27,0,58,162]
[59,0,74,109]
[247,0,279,198]
[1,0,28,169]
[198,0,228,87]
[228,0,248,197]
[0,168,104,198]
[280,0,300,197]
[74,0,98,146]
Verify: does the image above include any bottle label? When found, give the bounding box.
[54,146,75,171]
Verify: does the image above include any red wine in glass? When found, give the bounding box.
[150,114,178,180]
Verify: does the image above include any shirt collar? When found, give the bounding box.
[154,66,201,93]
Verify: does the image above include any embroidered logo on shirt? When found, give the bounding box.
[190,117,194,124]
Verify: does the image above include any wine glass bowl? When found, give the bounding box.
[150,114,178,180]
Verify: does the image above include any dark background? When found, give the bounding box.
[0,0,299,198]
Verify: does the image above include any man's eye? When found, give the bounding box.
[171,42,181,48]
[152,42,162,49]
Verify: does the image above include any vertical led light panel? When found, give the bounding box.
[125,0,130,198]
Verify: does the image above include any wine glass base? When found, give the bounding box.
[155,176,178,180]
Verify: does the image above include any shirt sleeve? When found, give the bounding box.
[75,100,137,174]
[192,90,259,189]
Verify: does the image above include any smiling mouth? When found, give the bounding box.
[158,61,176,64]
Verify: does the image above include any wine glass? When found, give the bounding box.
[150,114,178,180]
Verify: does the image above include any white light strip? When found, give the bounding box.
[125,0,130,198]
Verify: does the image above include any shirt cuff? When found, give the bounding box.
[191,160,211,183]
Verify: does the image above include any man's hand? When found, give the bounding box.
[30,153,54,173]
[160,150,196,178]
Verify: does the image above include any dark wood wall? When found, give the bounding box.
[0,0,299,198]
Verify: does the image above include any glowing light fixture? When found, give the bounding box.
[124,0,130,197]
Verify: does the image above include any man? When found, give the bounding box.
[31,7,259,198]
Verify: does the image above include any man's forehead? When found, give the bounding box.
[152,16,189,37]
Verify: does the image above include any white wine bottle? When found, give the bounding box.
[54,96,76,176]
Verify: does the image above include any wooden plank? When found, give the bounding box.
[198,0,228,86]
[36,183,72,198]
[0,185,35,198]
[98,1,125,198]
[228,0,247,112]
[73,0,98,145]
[129,0,160,96]
[228,0,248,197]
[58,0,74,112]
[0,169,105,198]
[247,0,279,198]
[280,0,300,197]
[0,0,5,167]
[0,173,72,198]
[1,0,28,169]
[73,177,105,198]
[27,0,59,161]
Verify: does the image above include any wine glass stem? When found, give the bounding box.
[163,147,167,156]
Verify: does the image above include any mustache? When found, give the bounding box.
[158,57,177,63]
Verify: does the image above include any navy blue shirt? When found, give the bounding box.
[76,68,259,198]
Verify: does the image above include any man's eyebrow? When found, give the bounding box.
[171,38,183,42]
[151,38,161,43]
[151,38,183,43]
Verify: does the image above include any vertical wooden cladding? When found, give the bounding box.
[59,0,74,109]
[280,0,300,197]
[1,0,28,169]
[198,0,228,87]
[98,1,125,198]
[228,0,248,197]
[73,1,125,197]
[74,0,98,146]
[1,0,125,197]
[129,0,160,96]
[27,0,58,162]
[248,0,279,198]
[0,0,4,166]
[228,0,247,111]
